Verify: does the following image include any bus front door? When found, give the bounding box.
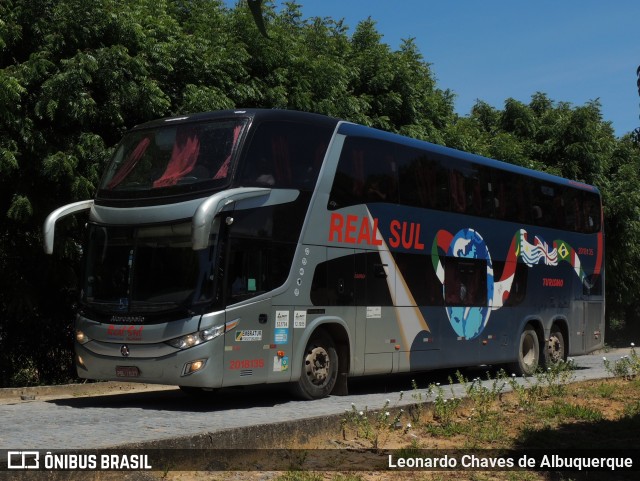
[222,298,273,386]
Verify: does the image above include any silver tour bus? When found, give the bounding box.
[44,109,604,399]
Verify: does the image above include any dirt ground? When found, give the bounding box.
[151,375,640,481]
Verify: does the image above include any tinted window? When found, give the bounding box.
[444,257,487,306]
[329,136,602,234]
[393,252,444,306]
[310,254,355,306]
[237,121,332,190]
[396,146,449,210]
[226,237,294,304]
[328,137,398,209]
[99,120,245,198]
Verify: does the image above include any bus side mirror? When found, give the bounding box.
[43,199,94,254]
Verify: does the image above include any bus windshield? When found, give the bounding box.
[98,119,246,195]
[82,222,219,315]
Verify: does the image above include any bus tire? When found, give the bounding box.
[510,325,540,376]
[545,324,567,366]
[292,330,338,400]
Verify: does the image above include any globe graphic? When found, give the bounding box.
[446,228,494,340]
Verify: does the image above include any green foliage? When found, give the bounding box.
[0,0,639,387]
[458,370,507,419]
[275,472,324,481]
[341,396,406,449]
[0,0,457,387]
[540,401,603,422]
[603,346,640,380]
[534,358,576,397]
[507,373,544,409]
[424,379,463,436]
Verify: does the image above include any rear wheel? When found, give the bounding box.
[292,331,338,400]
[545,325,567,366]
[510,325,540,376]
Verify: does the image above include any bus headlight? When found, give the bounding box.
[76,330,91,344]
[166,325,225,350]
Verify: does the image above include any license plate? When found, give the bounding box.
[116,366,140,378]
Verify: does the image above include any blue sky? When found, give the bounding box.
[230,1,639,137]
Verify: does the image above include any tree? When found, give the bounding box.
[1,0,638,386]
[0,0,455,386]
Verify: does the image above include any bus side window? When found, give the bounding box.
[493,261,528,307]
[444,257,487,306]
[393,252,444,306]
[584,273,603,296]
[449,169,467,213]
[563,190,583,232]
[530,183,556,227]
[225,237,294,304]
[328,139,361,209]
[582,194,601,233]
[499,173,531,225]
[396,147,449,211]
[239,121,332,190]
[329,137,398,209]
[474,166,495,218]
[362,147,398,204]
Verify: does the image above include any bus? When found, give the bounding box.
[44,109,604,400]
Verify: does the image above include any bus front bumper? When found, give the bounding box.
[74,338,225,388]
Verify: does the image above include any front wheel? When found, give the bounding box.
[291,331,338,400]
[510,325,540,376]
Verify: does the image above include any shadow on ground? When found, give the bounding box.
[513,408,640,480]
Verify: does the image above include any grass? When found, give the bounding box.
[160,354,640,481]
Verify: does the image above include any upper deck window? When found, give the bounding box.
[235,121,332,191]
[98,119,246,199]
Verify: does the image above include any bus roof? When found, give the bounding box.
[130,108,340,131]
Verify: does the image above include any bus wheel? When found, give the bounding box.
[292,331,338,400]
[545,325,566,366]
[510,326,540,376]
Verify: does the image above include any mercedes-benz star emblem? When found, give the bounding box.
[120,345,130,357]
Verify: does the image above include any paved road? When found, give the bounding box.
[0,349,629,450]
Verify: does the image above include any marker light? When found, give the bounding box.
[76,354,87,370]
[166,325,225,350]
[183,359,207,376]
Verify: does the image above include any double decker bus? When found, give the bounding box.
[44,109,604,399]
